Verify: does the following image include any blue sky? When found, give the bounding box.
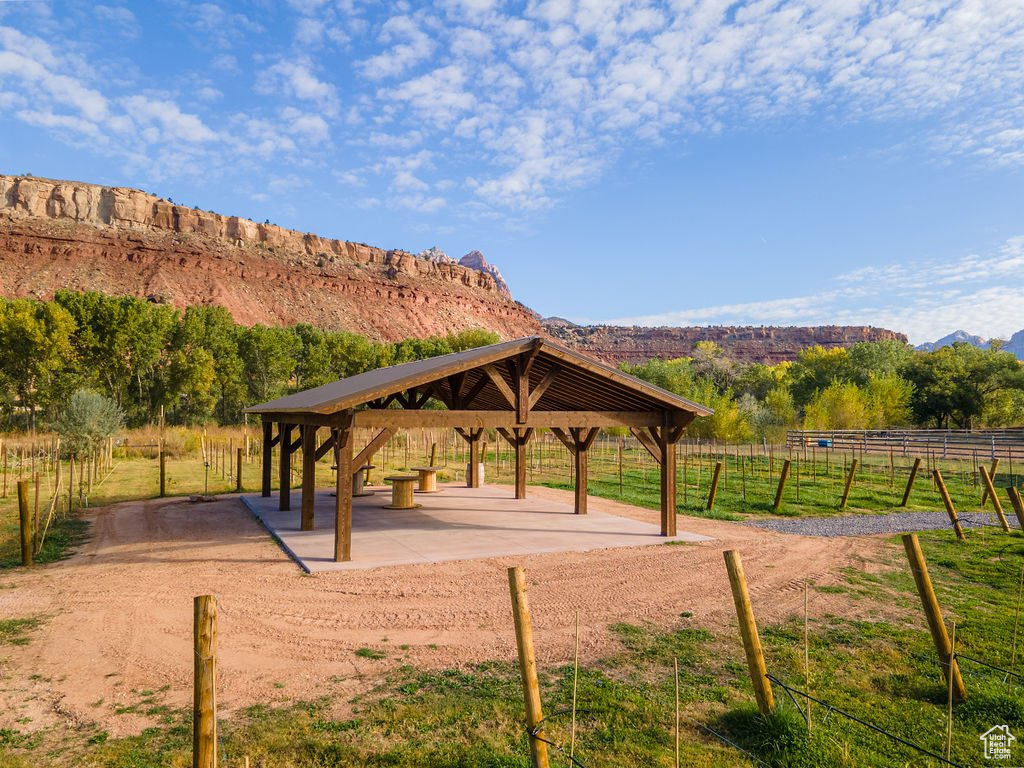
[1,0,1023,344]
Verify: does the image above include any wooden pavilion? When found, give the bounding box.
[246,336,712,562]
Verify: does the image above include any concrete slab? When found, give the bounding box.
[241,483,712,572]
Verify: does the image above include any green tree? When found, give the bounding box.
[847,339,915,383]
[54,389,125,458]
[446,328,500,352]
[238,325,301,403]
[790,346,854,407]
[903,343,1023,428]
[176,306,245,422]
[863,373,914,428]
[0,298,77,429]
[54,291,178,424]
[803,381,868,430]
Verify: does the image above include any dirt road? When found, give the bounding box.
[0,487,896,737]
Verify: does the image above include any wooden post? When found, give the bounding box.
[981,458,1000,506]
[723,550,774,714]
[900,457,922,507]
[193,594,217,768]
[469,431,481,488]
[279,423,293,511]
[1008,487,1024,531]
[301,426,317,531]
[979,465,1010,532]
[772,459,791,512]
[706,461,723,512]
[934,469,966,540]
[261,421,273,497]
[507,567,550,768]
[33,472,41,556]
[661,436,677,536]
[839,458,858,511]
[236,448,243,492]
[334,426,353,562]
[429,442,437,466]
[574,434,588,515]
[902,534,966,702]
[18,480,32,567]
[159,449,166,498]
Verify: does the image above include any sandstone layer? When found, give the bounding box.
[542,320,908,366]
[0,175,539,340]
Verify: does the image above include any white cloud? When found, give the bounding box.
[121,95,218,143]
[606,236,1024,345]
[257,57,340,115]
[359,14,435,80]
[94,5,139,39]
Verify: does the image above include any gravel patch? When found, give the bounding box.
[747,511,1020,537]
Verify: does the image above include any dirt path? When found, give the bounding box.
[0,487,898,737]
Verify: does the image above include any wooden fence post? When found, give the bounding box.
[236,448,243,493]
[981,458,1000,506]
[706,462,723,512]
[1007,487,1024,531]
[902,534,966,702]
[507,567,550,768]
[17,480,32,567]
[723,550,775,714]
[839,458,858,511]
[193,594,217,768]
[773,459,791,512]
[159,450,166,498]
[979,465,1010,532]
[900,457,922,507]
[933,469,966,540]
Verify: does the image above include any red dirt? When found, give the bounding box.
[0,487,900,738]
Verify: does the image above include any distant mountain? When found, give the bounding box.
[1005,330,1024,360]
[917,329,1024,361]
[916,330,990,353]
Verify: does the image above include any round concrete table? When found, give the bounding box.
[384,475,421,509]
[410,466,444,493]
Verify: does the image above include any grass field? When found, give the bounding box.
[1,428,1022,766]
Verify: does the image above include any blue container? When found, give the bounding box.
[818,439,832,448]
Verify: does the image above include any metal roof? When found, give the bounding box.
[246,335,713,417]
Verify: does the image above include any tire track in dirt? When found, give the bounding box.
[0,490,901,737]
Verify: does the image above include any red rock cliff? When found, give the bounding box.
[0,175,540,341]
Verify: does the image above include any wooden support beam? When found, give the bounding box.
[550,427,575,454]
[352,428,396,473]
[261,421,273,497]
[499,427,535,499]
[278,423,293,511]
[483,364,517,408]
[314,431,336,461]
[456,427,485,487]
[528,365,560,409]
[629,426,661,465]
[301,425,317,531]
[298,409,693,430]
[659,430,677,536]
[569,427,599,515]
[461,375,490,409]
[447,372,467,409]
[334,426,354,562]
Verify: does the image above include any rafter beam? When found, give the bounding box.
[528,365,561,409]
[483,364,517,408]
